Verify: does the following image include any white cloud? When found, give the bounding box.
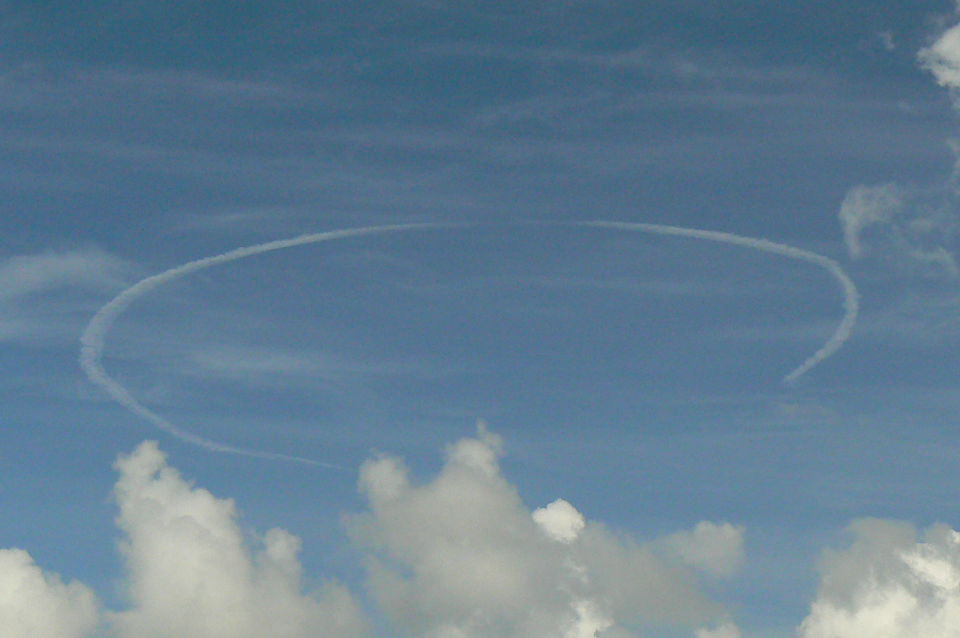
[0,249,134,343]
[839,16,960,279]
[837,183,959,275]
[1,430,748,638]
[919,17,960,91]
[0,249,131,302]
[533,498,586,544]
[799,518,960,638]
[838,183,903,260]
[108,440,371,638]
[0,548,100,638]
[348,425,734,638]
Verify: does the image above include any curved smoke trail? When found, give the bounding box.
[80,223,460,466]
[81,220,857,463]
[571,221,859,384]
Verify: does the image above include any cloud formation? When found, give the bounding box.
[83,222,857,468]
[12,429,960,637]
[832,14,960,278]
[837,183,958,276]
[0,249,133,343]
[919,11,960,91]
[109,441,371,638]
[0,249,131,303]
[0,548,100,638]
[838,183,903,261]
[800,518,960,638]
[348,425,740,638]
[0,429,748,638]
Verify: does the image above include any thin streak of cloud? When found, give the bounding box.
[574,221,859,384]
[82,221,853,467]
[0,249,132,302]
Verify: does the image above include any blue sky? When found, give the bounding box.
[5,2,960,637]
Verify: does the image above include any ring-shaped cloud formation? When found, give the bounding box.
[80,221,858,463]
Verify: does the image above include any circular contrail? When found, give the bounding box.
[80,221,858,464]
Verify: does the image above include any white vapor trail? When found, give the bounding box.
[80,220,857,464]
[571,221,859,384]
[80,223,459,467]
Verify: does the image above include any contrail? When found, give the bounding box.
[80,223,460,467]
[570,221,859,384]
[81,220,857,464]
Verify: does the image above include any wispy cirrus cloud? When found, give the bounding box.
[0,248,135,343]
[832,11,960,278]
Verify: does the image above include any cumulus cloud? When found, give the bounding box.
[349,425,738,638]
[1,429,748,638]
[919,13,960,91]
[799,518,960,638]
[108,440,371,638]
[533,498,586,544]
[0,548,100,638]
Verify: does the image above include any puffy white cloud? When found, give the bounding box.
[348,425,735,638]
[108,440,371,638]
[799,518,960,638]
[1,430,748,638]
[919,15,960,90]
[533,498,586,544]
[0,548,100,638]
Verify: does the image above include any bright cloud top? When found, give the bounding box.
[0,549,99,638]
[5,427,960,638]
[109,441,371,638]
[919,7,960,92]
[349,424,741,637]
[800,518,960,638]
[0,429,748,638]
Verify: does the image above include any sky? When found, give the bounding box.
[6,1,960,637]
